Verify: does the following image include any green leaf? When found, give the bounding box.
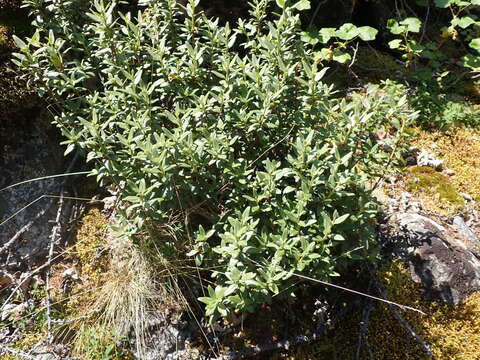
[12,35,27,50]
[335,23,358,40]
[333,213,350,225]
[470,38,480,52]
[276,0,286,8]
[462,54,480,69]
[472,0,480,5]
[333,51,351,63]
[319,27,337,43]
[400,17,422,33]
[357,26,378,41]
[387,19,406,35]
[434,0,453,7]
[452,16,476,29]
[388,39,403,49]
[293,0,311,10]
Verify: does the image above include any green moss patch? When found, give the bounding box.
[404,165,464,214]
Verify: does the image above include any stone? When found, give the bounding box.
[384,212,480,305]
[459,192,473,201]
[452,216,480,248]
[417,150,444,170]
[442,168,456,176]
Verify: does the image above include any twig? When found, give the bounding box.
[0,344,36,360]
[207,302,352,360]
[208,326,325,360]
[355,288,374,360]
[292,272,426,315]
[371,270,433,357]
[45,190,65,343]
[349,41,360,69]
[419,1,430,44]
[0,248,70,312]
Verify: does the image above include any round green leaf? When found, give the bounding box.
[470,38,480,52]
[335,23,358,41]
[388,39,403,49]
[434,0,453,8]
[452,16,476,29]
[357,26,378,41]
[400,17,422,33]
[333,51,351,64]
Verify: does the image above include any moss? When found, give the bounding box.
[412,128,480,202]
[404,165,464,215]
[367,261,480,359]
[275,260,480,359]
[64,207,110,314]
[0,25,10,52]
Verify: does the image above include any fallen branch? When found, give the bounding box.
[0,344,36,360]
[355,296,374,360]
[371,269,433,358]
[45,190,65,343]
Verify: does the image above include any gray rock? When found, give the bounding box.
[0,110,75,272]
[417,150,443,170]
[386,212,480,305]
[452,216,480,248]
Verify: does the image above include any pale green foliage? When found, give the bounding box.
[301,22,378,64]
[387,0,480,69]
[14,0,413,321]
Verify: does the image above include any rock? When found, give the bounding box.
[1,300,33,321]
[384,212,480,305]
[133,309,198,360]
[442,168,456,176]
[459,192,473,201]
[452,216,480,248]
[0,109,75,272]
[417,150,443,170]
[403,147,420,166]
[404,155,417,166]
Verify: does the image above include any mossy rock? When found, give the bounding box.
[412,128,480,203]
[404,165,464,214]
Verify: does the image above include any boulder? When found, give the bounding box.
[383,212,480,305]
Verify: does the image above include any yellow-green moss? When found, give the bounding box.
[0,25,9,51]
[367,261,480,360]
[412,128,480,202]
[276,260,480,359]
[65,208,134,360]
[404,165,464,214]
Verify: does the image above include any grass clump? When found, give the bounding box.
[59,207,166,359]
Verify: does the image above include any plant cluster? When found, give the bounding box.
[382,0,480,68]
[14,0,414,321]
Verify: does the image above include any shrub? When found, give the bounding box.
[14,0,414,321]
